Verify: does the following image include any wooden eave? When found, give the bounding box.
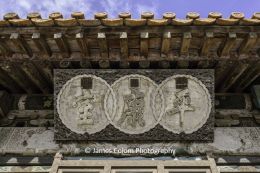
[0,11,259,94]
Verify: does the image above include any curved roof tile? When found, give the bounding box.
[1,11,260,27]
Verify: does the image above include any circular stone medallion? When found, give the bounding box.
[105,75,164,134]
[157,75,211,134]
[57,75,114,134]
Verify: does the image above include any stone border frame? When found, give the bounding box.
[157,74,212,134]
[56,74,114,134]
[104,74,164,135]
[54,69,214,141]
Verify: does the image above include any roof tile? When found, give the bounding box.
[31,18,54,27]
[1,11,260,27]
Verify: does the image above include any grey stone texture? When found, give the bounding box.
[54,69,214,141]
[0,127,260,156]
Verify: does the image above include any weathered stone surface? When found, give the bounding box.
[0,166,51,172]
[218,166,260,173]
[105,74,162,134]
[0,128,13,149]
[57,74,111,134]
[158,75,212,134]
[29,119,53,126]
[215,119,240,127]
[0,127,260,156]
[54,69,214,141]
[0,128,59,154]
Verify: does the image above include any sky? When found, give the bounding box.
[0,0,259,19]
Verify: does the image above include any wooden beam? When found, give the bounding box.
[59,60,71,68]
[139,60,150,69]
[0,26,259,36]
[10,33,33,57]
[33,60,53,88]
[54,33,70,58]
[0,77,11,91]
[219,62,250,92]
[80,59,92,68]
[32,33,52,56]
[161,32,171,56]
[215,93,252,111]
[76,33,89,56]
[218,32,236,57]
[140,32,149,57]
[200,32,214,56]
[177,60,189,68]
[97,32,108,59]
[21,61,51,94]
[159,60,170,68]
[197,60,215,69]
[180,32,192,55]
[0,62,38,94]
[98,60,110,69]
[0,68,23,93]
[120,32,128,59]
[11,95,53,110]
[235,61,260,91]
[0,91,12,118]
[238,32,258,55]
[215,60,235,89]
[119,61,130,68]
[0,37,12,56]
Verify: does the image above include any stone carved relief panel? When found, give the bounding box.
[157,75,211,134]
[105,75,164,134]
[57,75,113,134]
[54,69,214,141]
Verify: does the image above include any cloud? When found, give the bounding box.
[0,0,93,18]
[0,0,160,19]
[99,0,159,18]
[136,1,159,17]
[100,0,131,17]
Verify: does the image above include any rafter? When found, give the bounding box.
[32,33,52,56]
[10,33,33,57]
[180,32,192,55]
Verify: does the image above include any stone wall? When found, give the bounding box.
[0,127,260,157]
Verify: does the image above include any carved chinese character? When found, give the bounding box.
[157,75,211,134]
[105,75,163,134]
[57,75,113,134]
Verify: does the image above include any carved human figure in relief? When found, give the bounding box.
[117,87,146,128]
